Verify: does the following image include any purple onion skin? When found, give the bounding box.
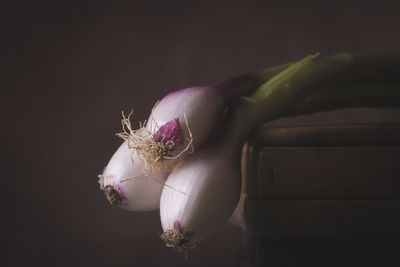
[153,118,183,146]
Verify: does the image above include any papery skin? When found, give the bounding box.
[101,140,169,211]
[160,148,241,243]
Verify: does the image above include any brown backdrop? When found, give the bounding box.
[3,1,400,266]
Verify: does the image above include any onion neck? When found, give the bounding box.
[216,105,258,162]
[214,64,289,106]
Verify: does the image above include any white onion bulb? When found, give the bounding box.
[99,140,168,211]
[159,147,241,251]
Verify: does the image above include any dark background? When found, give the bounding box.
[3,1,400,266]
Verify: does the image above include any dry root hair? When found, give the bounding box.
[160,228,196,257]
[116,104,194,175]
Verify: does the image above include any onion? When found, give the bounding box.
[159,104,245,251]
[159,146,241,252]
[144,86,224,167]
[99,141,169,211]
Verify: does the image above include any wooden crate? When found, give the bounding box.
[240,123,400,239]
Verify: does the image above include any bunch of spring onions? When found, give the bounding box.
[99,52,400,253]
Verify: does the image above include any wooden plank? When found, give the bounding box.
[244,197,400,239]
[249,123,400,147]
[246,146,400,199]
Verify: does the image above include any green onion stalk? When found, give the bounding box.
[226,52,400,157]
